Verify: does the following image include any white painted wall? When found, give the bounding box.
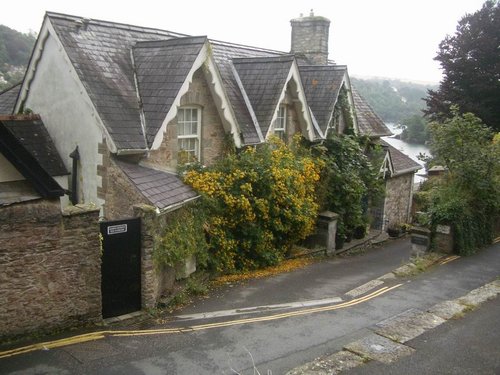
[0,153,24,182]
[23,30,105,210]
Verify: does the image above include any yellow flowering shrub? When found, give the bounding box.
[183,136,323,273]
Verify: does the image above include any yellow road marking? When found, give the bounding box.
[0,284,402,359]
[438,255,461,266]
[493,236,500,244]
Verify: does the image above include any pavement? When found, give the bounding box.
[286,278,500,374]
[1,234,499,374]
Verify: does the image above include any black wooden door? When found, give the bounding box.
[100,218,141,318]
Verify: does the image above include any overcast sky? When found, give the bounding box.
[2,0,486,83]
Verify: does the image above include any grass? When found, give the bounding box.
[393,252,445,277]
[451,302,477,319]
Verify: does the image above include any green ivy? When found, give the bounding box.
[313,134,385,242]
[153,205,209,269]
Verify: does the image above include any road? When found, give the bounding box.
[348,296,500,375]
[1,238,499,374]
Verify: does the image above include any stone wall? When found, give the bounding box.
[133,204,188,308]
[384,173,414,228]
[0,200,101,339]
[98,147,149,221]
[148,68,227,170]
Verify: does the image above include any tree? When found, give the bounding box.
[424,1,500,131]
[0,25,36,90]
[424,107,500,254]
[400,115,430,144]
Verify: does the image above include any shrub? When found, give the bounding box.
[183,136,323,274]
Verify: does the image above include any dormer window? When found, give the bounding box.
[275,106,287,140]
[177,107,201,163]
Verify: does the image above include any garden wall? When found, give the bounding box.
[0,200,101,339]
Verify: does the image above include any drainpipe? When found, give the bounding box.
[69,146,80,205]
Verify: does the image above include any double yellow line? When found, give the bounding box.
[0,283,402,359]
[438,255,461,266]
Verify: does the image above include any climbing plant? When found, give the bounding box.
[314,134,385,243]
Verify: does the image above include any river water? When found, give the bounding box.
[382,123,430,183]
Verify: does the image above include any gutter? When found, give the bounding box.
[116,149,148,156]
[391,166,421,177]
[157,195,201,214]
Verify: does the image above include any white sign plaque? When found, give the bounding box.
[107,224,128,235]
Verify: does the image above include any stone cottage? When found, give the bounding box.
[7,11,420,314]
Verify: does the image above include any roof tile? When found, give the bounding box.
[115,160,198,209]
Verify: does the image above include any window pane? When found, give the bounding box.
[177,107,200,162]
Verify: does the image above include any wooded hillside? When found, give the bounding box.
[0,25,35,90]
[352,77,436,125]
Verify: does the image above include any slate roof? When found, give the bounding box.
[47,12,186,151]
[115,160,198,209]
[233,55,295,137]
[210,41,284,144]
[133,36,207,145]
[352,88,392,138]
[299,65,346,134]
[1,115,68,176]
[41,12,392,150]
[379,139,421,176]
[0,116,66,202]
[0,83,21,114]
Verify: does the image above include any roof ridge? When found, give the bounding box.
[45,11,188,38]
[233,55,295,64]
[299,65,347,70]
[209,38,286,55]
[134,36,207,48]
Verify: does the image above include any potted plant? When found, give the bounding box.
[387,224,402,238]
[353,225,367,239]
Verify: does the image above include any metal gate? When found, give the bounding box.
[369,204,385,231]
[100,218,141,318]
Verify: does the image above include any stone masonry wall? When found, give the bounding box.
[0,200,101,339]
[290,16,330,65]
[384,173,414,228]
[148,68,227,170]
[101,157,149,221]
[133,204,185,308]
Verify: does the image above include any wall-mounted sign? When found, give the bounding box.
[411,235,429,246]
[436,225,451,235]
[107,224,127,235]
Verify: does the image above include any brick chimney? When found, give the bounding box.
[290,10,330,65]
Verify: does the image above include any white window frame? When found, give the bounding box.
[177,107,201,163]
[274,105,287,140]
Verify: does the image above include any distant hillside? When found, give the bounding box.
[351,77,437,125]
[0,25,36,90]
